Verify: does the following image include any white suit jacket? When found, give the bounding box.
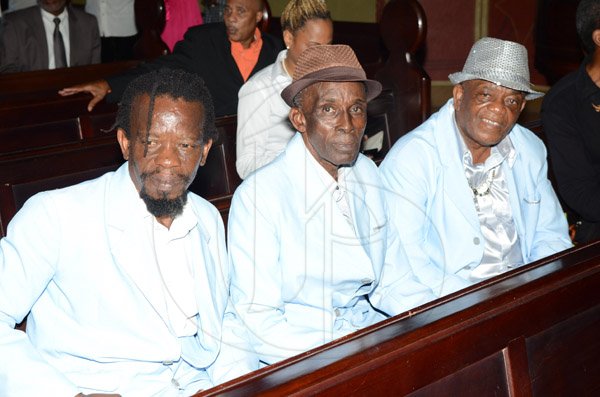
[379,99,572,297]
[0,163,257,396]
[228,133,434,364]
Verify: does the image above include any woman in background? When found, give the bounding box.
[161,0,203,51]
[235,0,332,179]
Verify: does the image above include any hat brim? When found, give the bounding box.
[281,67,383,107]
[448,72,544,100]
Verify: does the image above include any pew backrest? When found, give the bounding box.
[0,137,125,236]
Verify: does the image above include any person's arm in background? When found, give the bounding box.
[59,24,211,111]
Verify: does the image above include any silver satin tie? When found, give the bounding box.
[53,17,67,68]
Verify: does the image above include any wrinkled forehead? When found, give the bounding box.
[130,94,204,131]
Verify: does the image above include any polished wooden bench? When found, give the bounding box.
[196,241,600,396]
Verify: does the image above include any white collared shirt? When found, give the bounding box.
[145,200,199,338]
[236,50,295,179]
[453,120,524,281]
[85,0,137,37]
[40,7,70,69]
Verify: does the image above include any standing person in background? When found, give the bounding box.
[0,0,100,73]
[85,0,137,62]
[60,0,283,118]
[236,0,332,179]
[161,0,203,52]
[542,0,600,244]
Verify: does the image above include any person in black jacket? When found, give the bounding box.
[542,0,600,243]
[59,0,283,117]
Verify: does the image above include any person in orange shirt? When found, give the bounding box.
[59,0,283,117]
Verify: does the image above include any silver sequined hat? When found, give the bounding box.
[448,37,543,100]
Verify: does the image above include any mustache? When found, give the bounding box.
[140,169,192,185]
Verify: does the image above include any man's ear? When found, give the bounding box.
[199,139,213,166]
[592,29,600,48]
[255,9,263,25]
[452,84,464,111]
[289,107,307,133]
[116,128,130,160]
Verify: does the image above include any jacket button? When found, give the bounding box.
[335,308,341,317]
[473,237,480,245]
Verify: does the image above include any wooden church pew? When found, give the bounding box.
[196,241,600,396]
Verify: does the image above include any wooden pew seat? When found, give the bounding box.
[197,241,600,396]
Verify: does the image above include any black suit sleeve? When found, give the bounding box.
[106,23,283,117]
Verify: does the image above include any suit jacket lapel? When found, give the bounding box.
[346,167,372,259]
[105,164,171,329]
[436,101,481,232]
[187,220,222,352]
[67,6,79,65]
[30,8,49,69]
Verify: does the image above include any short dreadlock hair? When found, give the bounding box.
[576,0,600,54]
[114,68,218,144]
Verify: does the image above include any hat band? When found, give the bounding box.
[467,68,531,89]
[294,66,367,83]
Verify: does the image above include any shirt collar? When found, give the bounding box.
[40,7,68,23]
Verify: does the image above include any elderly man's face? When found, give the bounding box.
[453,79,526,162]
[38,0,67,15]
[117,94,212,224]
[291,81,367,179]
[224,0,263,47]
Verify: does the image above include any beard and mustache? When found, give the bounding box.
[138,170,191,219]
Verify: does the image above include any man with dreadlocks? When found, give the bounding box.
[0,69,258,396]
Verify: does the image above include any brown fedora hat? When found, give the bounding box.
[281,44,382,107]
